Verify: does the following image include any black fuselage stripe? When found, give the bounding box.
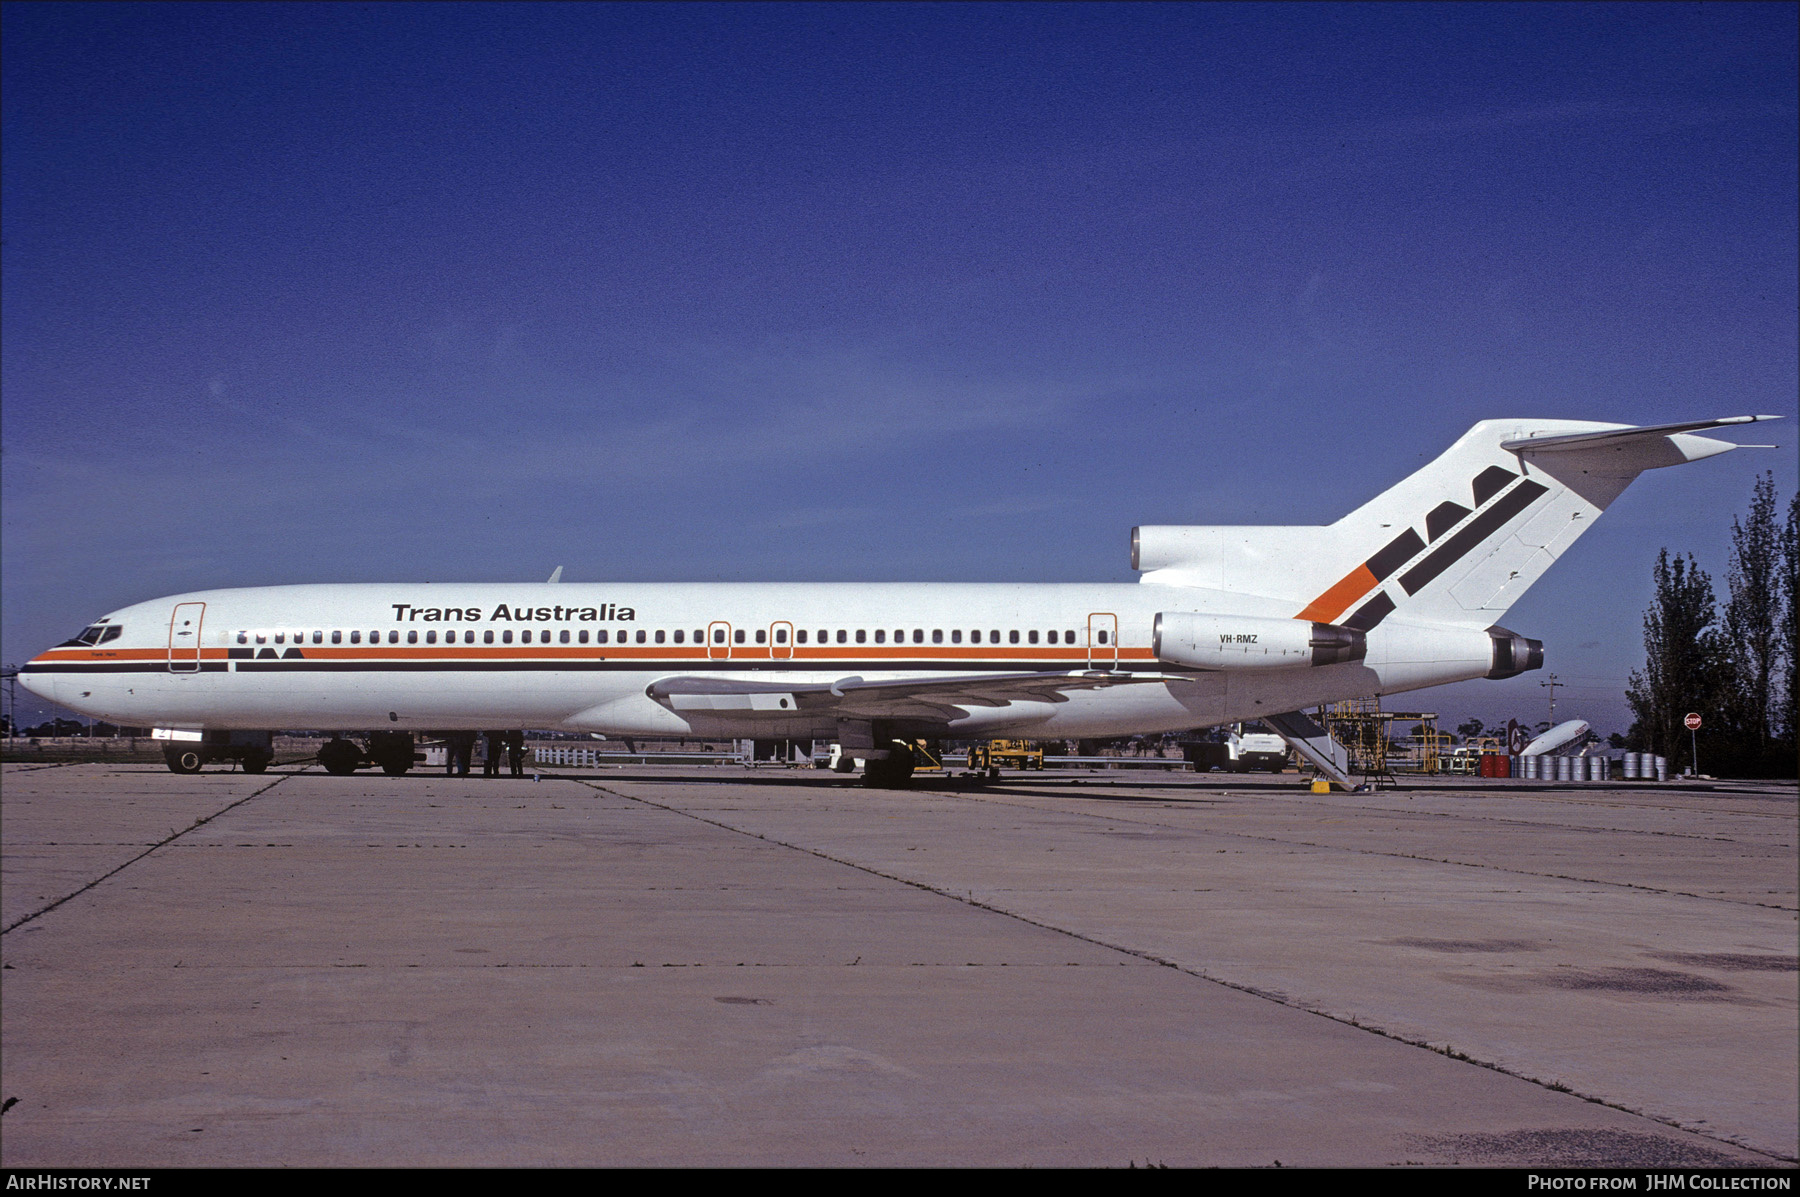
[1472,465,1517,506]
[22,662,229,674]
[1364,528,1426,581]
[1399,480,1549,596]
[1343,591,1397,632]
[1425,501,1473,542]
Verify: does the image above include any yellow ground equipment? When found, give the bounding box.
[908,739,945,772]
[967,739,1044,773]
[1322,700,1442,778]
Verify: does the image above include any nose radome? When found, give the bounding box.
[15,666,59,705]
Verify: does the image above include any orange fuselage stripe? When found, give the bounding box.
[34,646,1157,665]
[1295,564,1378,624]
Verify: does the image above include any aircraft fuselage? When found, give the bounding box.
[18,580,1484,741]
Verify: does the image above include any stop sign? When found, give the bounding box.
[1684,712,1702,730]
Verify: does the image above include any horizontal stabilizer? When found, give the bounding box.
[1500,415,1781,454]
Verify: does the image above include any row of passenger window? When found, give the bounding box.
[237,628,654,645]
[232,626,1111,648]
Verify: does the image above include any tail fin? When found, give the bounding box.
[1137,416,1780,629]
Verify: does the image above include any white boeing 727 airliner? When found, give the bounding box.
[18,416,1778,784]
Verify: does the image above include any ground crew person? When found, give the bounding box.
[447,730,475,776]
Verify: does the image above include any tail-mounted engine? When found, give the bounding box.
[1486,626,1544,679]
[1154,612,1367,670]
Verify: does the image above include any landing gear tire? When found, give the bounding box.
[367,731,415,777]
[318,739,361,776]
[861,741,915,789]
[164,745,203,774]
[241,750,272,775]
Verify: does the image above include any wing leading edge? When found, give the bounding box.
[647,670,1182,723]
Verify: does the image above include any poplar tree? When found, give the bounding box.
[1782,492,1799,751]
[1626,551,1727,773]
[1724,474,1780,760]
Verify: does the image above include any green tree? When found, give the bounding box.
[1724,474,1781,761]
[1720,474,1784,771]
[1627,551,1730,774]
[1782,492,1799,751]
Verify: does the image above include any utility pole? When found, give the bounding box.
[1540,674,1562,725]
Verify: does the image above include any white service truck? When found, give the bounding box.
[1182,724,1291,773]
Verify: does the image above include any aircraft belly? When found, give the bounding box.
[1220,665,1381,726]
[90,668,637,732]
[1031,681,1224,739]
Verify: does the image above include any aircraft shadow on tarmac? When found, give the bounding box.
[276,765,1283,797]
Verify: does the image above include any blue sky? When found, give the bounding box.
[4,2,1795,735]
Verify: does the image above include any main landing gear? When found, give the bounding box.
[859,740,916,789]
[314,732,417,776]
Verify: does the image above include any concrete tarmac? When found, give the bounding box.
[1,761,1794,1168]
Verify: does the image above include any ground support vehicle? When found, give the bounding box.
[1182,726,1290,773]
[156,728,274,774]
[967,739,1044,777]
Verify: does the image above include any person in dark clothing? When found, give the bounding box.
[484,731,504,777]
[447,730,476,776]
[506,730,525,777]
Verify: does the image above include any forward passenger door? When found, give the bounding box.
[168,602,205,673]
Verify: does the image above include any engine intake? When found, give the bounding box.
[1154,612,1367,671]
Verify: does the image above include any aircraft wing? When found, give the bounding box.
[647,670,1179,722]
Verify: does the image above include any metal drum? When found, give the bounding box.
[1655,755,1668,781]
[1623,752,1640,779]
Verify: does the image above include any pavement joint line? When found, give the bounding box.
[970,781,1790,843]
[924,786,1800,912]
[583,777,1796,1164]
[1268,793,1789,841]
[1477,795,1796,820]
[0,774,292,937]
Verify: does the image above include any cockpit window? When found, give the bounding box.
[59,624,122,647]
